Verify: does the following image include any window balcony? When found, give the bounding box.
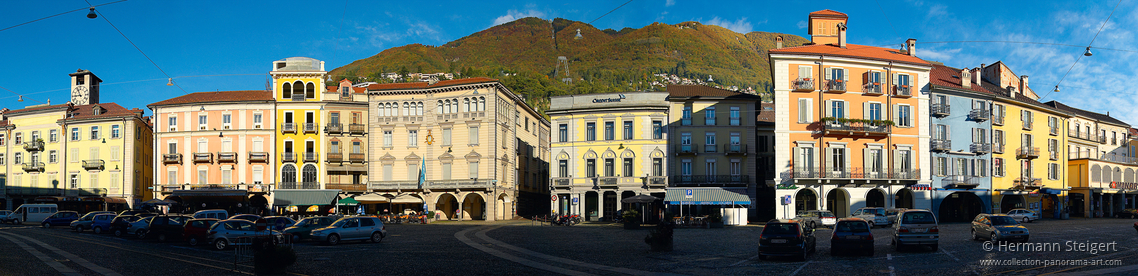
[22,140,44,152]
[1049,151,1059,161]
[163,153,182,164]
[730,118,740,126]
[324,123,343,134]
[969,109,991,121]
[1096,135,1107,144]
[366,180,419,190]
[970,143,992,154]
[863,83,883,95]
[192,152,212,163]
[303,152,318,162]
[793,78,814,91]
[931,139,951,152]
[931,103,950,117]
[349,123,366,135]
[248,152,269,162]
[348,153,365,163]
[704,144,718,153]
[598,177,619,186]
[992,143,1004,154]
[279,182,320,189]
[217,152,237,163]
[675,144,698,155]
[893,85,912,97]
[822,120,891,137]
[1013,177,1042,190]
[825,80,846,93]
[787,167,919,180]
[1022,120,1032,130]
[681,118,691,126]
[324,183,368,193]
[290,93,305,101]
[1016,147,1039,159]
[303,123,317,133]
[552,177,571,187]
[22,162,45,172]
[1049,127,1059,136]
[326,152,343,163]
[671,175,749,187]
[280,123,296,133]
[82,160,104,170]
[992,115,1004,126]
[646,176,668,187]
[281,152,296,163]
[942,175,980,190]
[723,144,747,155]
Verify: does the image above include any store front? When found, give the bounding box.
[665,188,751,226]
[272,189,340,218]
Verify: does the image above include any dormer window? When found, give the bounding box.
[341,87,350,98]
[92,105,101,115]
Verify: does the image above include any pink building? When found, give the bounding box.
[148,91,276,214]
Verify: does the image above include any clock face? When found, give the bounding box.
[72,86,88,104]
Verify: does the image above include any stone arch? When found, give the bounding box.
[1129,168,1137,183]
[557,150,570,160]
[1091,164,1101,183]
[282,82,292,98]
[865,188,886,208]
[280,164,297,184]
[583,150,597,160]
[895,188,914,209]
[795,188,818,212]
[1114,167,1122,183]
[650,148,665,158]
[495,193,512,220]
[301,164,317,183]
[826,188,851,218]
[464,150,482,162]
[462,192,486,220]
[601,149,616,159]
[436,193,460,220]
[305,82,316,98]
[620,149,635,159]
[292,80,303,98]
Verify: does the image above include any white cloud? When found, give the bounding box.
[927,4,948,18]
[491,9,546,27]
[797,21,808,29]
[666,0,675,7]
[702,17,753,34]
[918,47,961,61]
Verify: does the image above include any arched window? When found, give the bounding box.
[437,101,443,114]
[305,82,316,99]
[281,164,297,184]
[282,82,292,98]
[479,97,486,111]
[463,98,470,112]
[403,102,409,116]
[302,164,318,183]
[292,81,303,99]
[451,100,458,114]
[444,100,452,114]
[417,102,424,115]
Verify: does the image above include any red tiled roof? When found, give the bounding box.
[3,103,72,115]
[809,9,848,18]
[63,102,139,121]
[148,90,273,107]
[770,43,931,66]
[0,120,10,128]
[667,84,763,99]
[366,77,498,91]
[929,64,993,95]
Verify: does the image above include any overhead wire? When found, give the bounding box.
[873,0,902,41]
[85,0,188,94]
[1039,0,1121,101]
[0,0,127,33]
[589,0,634,25]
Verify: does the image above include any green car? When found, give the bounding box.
[283,216,336,242]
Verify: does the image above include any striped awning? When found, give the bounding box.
[272,189,341,206]
[664,188,750,205]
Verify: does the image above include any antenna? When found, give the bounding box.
[555,56,572,84]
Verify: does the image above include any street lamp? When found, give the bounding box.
[87,7,97,19]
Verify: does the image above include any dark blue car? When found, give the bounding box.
[89,213,118,234]
[42,211,79,228]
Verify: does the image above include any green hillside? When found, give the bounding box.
[329,17,810,117]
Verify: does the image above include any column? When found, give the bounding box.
[485,191,497,222]
[597,191,605,221]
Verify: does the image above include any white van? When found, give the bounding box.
[192,209,229,220]
[3,204,59,225]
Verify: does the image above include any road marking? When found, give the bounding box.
[0,232,81,276]
[729,255,757,267]
[455,226,593,276]
[3,232,122,276]
[1045,264,1138,276]
[29,229,266,275]
[887,253,892,260]
[788,261,810,276]
[473,226,680,276]
[940,248,960,262]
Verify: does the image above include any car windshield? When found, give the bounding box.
[763,223,800,235]
[819,212,834,217]
[901,212,936,224]
[989,216,1018,226]
[836,221,870,232]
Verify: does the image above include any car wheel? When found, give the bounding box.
[990,233,998,242]
[800,249,808,261]
[808,221,817,229]
[114,229,123,237]
[868,221,875,228]
[13,219,20,225]
[42,222,50,228]
[371,232,383,243]
[971,229,979,241]
[93,227,102,234]
[327,234,340,245]
[72,225,81,232]
[1022,217,1029,223]
[214,239,229,250]
[137,230,147,239]
[188,237,200,246]
[158,233,167,243]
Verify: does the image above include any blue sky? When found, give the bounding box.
[2,0,1136,124]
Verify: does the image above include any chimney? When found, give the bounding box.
[971,68,982,86]
[775,35,783,49]
[838,23,847,48]
[1019,75,1029,94]
[960,68,971,89]
[906,38,916,56]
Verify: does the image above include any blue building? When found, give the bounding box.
[928,64,994,222]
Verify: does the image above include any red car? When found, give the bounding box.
[183,218,219,246]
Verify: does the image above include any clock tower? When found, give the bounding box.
[69,69,101,105]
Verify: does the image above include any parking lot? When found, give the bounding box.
[1,218,1136,275]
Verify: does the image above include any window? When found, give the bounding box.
[0,154,4,164]
[222,114,232,129]
[13,133,21,144]
[954,158,968,177]
[198,168,208,185]
[652,158,663,176]
[730,160,741,176]
[383,164,393,181]
[897,73,911,87]
[1048,163,1059,180]
[70,148,79,162]
[90,126,100,140]
[222,168,232,184]
[705,106,716,125]
[976,160,987,177]
[705,159,717,175]
[383,131,393,147]
[994,158,1005,177]
[469,162,479,179]
[407,163,418,180]
[829,100,846,118]
[682,106,692,125]
[110,147,120,161]
[797,98,813,123]
[604,158,615,176]
[705,132,716,152]
[622,158,633,177]
[558,160,568,177]
[48,130,58,142]
[652,121,663,139]
[198,115,207,130]
[442,128,452,146]
[329,141,340,154]
[469,126,479,145]
[604,122,614,140]
[681,159,692,176]
[1021,110,1033,130]
[524,117,529,131]
[71,128,79,141]
[730,133,741,152]
[111,125,121,138]
[13,153,22,164]
[70,174,79,189]
[167,170,177,185]
[168,116,177,131]
[558,124,568,142]
[897,105,912,127]
[586,122,596,141]
[933,157,947,176]
[31,131,40,142]
[1113,131,1118,145]
[409,130,418,147]
[586,159,596,177]
[0,133,4,145]
[442,163,452,180]
[352,141,361,154]
[623,121,633,140]
[253,113,263,127]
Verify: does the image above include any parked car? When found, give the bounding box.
[891,209,939,251]
[118,210,152,217]
[972,214,1029,242]
[192,209,229,220]
[88,213,118,234]
[41,211,80,228]
[793,210,837,229]
[262,216,297,231]
[758,219,816,261]
[145,215,193,242]
[183,218,219,246]
[0,210,10,220]
[283,216,336,242]
[885,208,908,224]
[851,207,890,228]
[70,211,115,232]
[229,214,261,222]
[207,219,282,250]
[127,216,157,238]
[1004,209,1038,223]
[2,204,58,225]
[830,218,874,256]
[311,216,387,245]
[111,215,144,237]
[1117,208,1137,219]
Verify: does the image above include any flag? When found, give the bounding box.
[417,158,426,188]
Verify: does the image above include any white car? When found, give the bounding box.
[1005,209,1038,223]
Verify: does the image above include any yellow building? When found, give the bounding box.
[269,57,340,213]
[2,103,72,210]
[548,92,670,221]
[320,79,369,203]
[1046,101,1133,218]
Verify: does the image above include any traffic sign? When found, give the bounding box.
[255,218,267,232]
[572,197,578,205]
[551,195,558,201]
[685,189,693,199]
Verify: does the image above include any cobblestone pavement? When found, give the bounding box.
[1,218,1135,275]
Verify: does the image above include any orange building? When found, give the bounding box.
[769,10,934,219]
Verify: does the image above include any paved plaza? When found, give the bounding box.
[1,218,1136,275]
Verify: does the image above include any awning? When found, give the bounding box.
[664,188,751,205]
[338,198,360,206]
[1038,188,1066,195]
[272,189,341,206]
[171,189,247,197]
[354,193,390,203]
[390,194,423,204]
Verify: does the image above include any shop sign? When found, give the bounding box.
[592,94,626,103]
[1110,182,1137,191]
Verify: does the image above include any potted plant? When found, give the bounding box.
[707,212,724,228]
[622,209,640,230]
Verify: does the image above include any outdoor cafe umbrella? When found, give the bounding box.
[140,198,175,205]
[621,194,661,223]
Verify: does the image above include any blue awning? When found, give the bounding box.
[1038,188,1064,195]
[664,188,750,205]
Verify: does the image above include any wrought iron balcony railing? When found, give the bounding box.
[248,152,269,162]
[280,123,296,133]
[793,78,814,91]
[326,153,343,163]
[675,144,698,155]
[969,109,991,121]
[825,80,846,92]
[1016,147,1039,159]
[162,153,182,164]
[931,139,951,152]
[281,152,296,163]
[290,93,305,101]
[1014,177,1042,189]
[349,123,366,134]
[22,140,44,152]
[992,115,1004,126]
[647,176,668,186]
[970,143,991,154]
[303,123,317,133]
[552,178,571,187]
[863,83,883,95]
[992,143,1005,154]
[723,144,747,155]
[786,167,919,180]
[324,123,343,134]
[217,152,237,163]
[823,121,890,136]
[598,177,619,186]
[931,103,950,117]
[942,175,981,189]
[671,175,749,186]
[303,152,318,162]
[82,160,104,170]
[192,152,212,163]
[22,162,45,172]
[893,85,912,97]
[349,153,365,163]
[279,182,320,189]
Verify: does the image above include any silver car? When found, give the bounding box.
[311,216,387,245]
[1004,209,1038,223]
[971,214,1029,242]
[207,219,283,250]
[891,209,939,252]
[851,207,890,228]
[127,216,156,238]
